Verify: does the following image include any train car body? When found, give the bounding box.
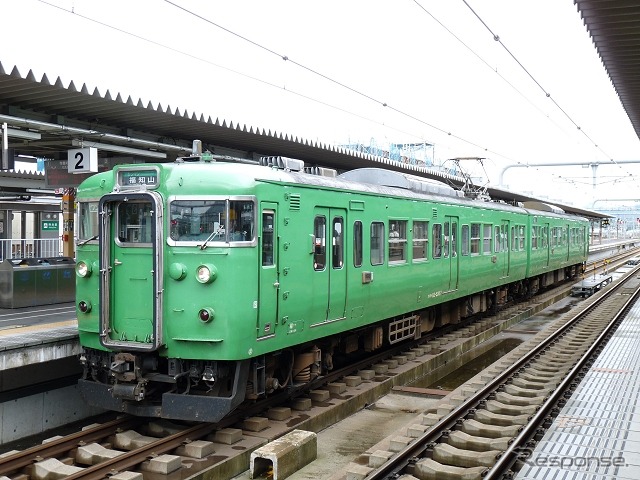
[75,160,589,421]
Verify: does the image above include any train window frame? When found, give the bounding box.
[388,219,407,264]
[332,216,344,269]
[262,211,275,267]
[114,200,154,246]
[461,224,470,256]
[314,216,327,271]
[412,220,429,262]
[470,223,480,256]
[166,195,257,247]
[482,224,492,255]
[353,220,363,267]
[432,223,443,259]
[77,200,100,241]
[370,222,385,266]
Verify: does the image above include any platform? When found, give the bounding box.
[515,296,640,478]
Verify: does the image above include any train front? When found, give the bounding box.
[75,162,261,422]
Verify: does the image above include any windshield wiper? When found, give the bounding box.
[77,234,99,246]
[199,229,224,250]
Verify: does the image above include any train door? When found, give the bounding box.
[500,220,510,278]
[310,207,347,325]
[258,204,279,338]
[445,216,459,291]
[98,192,163,351]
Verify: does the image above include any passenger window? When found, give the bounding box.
[413,220,428,261]
[370,222,384,265]
[461,225,470,256]
[432,223,442,259]
[388,220,407,263]
[353,221,363,267]
[261,211,274,266]
[78,201,99,240]
[483,224,492,255]
[470,223,480,255]
[332,217,344,269]
[117,201,152,244]
[314,216,326,271]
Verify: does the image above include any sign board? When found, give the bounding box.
[67,147,98,173]
[42,220,59,231]
[45,157,143,188]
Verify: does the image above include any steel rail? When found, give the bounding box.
[0,416,141,476]
[367,263,640,479]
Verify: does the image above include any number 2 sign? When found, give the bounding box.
[67,147,98,173]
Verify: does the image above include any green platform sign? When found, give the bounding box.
[42,220,59,231]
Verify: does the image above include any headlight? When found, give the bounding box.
[76,261,92,278]
[196,264,217,284]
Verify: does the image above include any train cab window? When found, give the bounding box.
[370,222,384,265]
[262,212,275,266]
[389,220,407,263]
[461,225,470,256]
[432,223,442,258]
[229,200,255,242]
[78,201,99,241]
[413,221,428,261]
[117,201,153,244]
[483,224,492,255]
[314,216,326,270]
[353,221,363,267]
[332,217,344,269]
[470,223,480,255]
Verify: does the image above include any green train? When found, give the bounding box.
[75,156,589,422]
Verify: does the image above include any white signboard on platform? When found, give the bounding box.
[67,147,98,173]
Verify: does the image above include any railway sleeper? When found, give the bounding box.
[411,457,486,480]
[76,443,124,465]
[511,377,556,390]
[31,458,83,480]
[447,430,511,452]
[516,372,564,384]
[473,409,530,426]
[485,399,538,416]
[433,443,499,468]
[494,391,546,407]
[503,384,554,397]
[460,419,520,438]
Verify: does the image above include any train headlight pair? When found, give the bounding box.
[196,264,217,284]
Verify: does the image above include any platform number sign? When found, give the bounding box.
[67,147,98,173]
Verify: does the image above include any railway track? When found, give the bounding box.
[2,259,635,480]
[360,263,640,480]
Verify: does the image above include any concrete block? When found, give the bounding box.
[421,413,441,426]
[243,417,269,432]
[414,458,485,479]
[309,390,330,402]
[382,359,398,369]
[410,347,425,356]
[173,440,215,459]
[394,355,408,365]
[76,443,124,465]
[461,419,521,438]
[389,435,412,452]
[113,430,157,450]
[346,464,374,480]
[250,429,317,480]
[358,369,375,380]
[448,430,510,452]
[433,443,499,468]
[485,399,537,416]
[211,428,243,445]
[109,472,143,480]
[344,376,362,387]
[146,421,184,436]
[33,458,83,480]
[407,424,429,437]
[368,450,393,468]
[267,407,292,421]
[81,423,102,431]
[141,454,182,474]
[494,391,545,406]
[474,409,530,426]
[42,436,64,444]
[372,363,389,374]
[436,404,454,416]
[327,382,346,395]
[0,450,19,458]
[291,397,312,411]
[404,351,416,361]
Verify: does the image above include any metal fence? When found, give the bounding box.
[0,238,62,261]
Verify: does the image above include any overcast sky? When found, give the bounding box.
[4,0,640,209]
